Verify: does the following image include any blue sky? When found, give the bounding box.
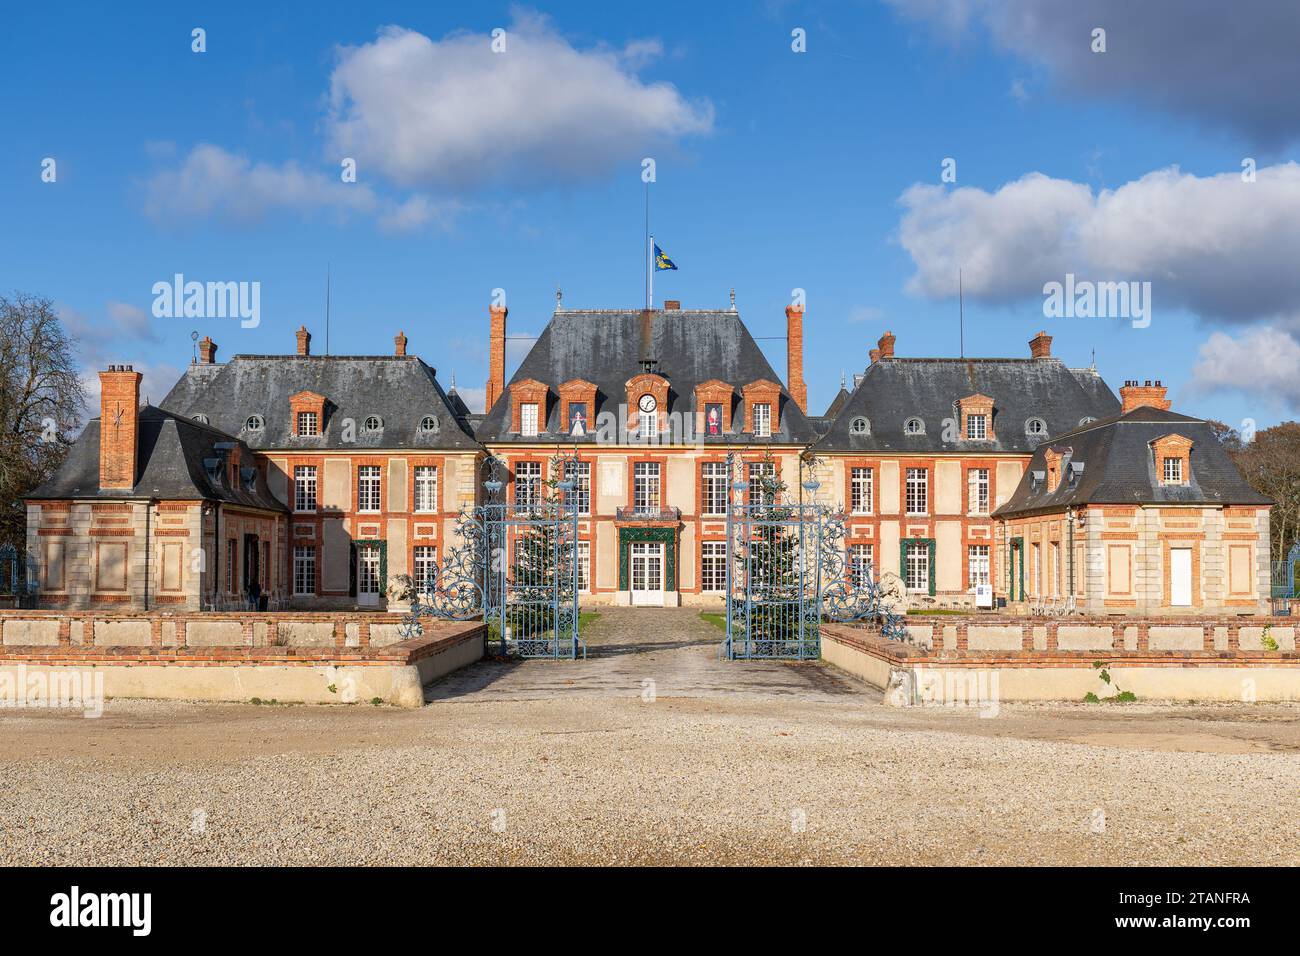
[5,1,1300,429]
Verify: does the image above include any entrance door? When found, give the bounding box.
[1170,547,1193,606]
[630,542,664,606]
[357,544,382,607]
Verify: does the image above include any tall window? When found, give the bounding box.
[293,546,316,595]
[413,545,438,594]
[1032,543,1042,596]
[414,466,438,513]
[700,541,727,592]
[702,462,729,516]
[1163,457,1182,483]
[1052,542,1062,596]
[296,411,319,436]
[904,542,930,593]
[514,461,542,510]
[753,403,772,438]
[576,541,591,592]
[968,468,990,515]
[225,539,236,593]
[639,408,658,439]
[564,460,591,515]
[748,461,776,508]
[634,462,661,514]
[293,465,317,512]
[905,467,928,515]
[966,414,987,439]
[357,465,382,512]
[968,545,990,587]
[520,403,539,437]
[850,544,874,588]
[850,467,874,514]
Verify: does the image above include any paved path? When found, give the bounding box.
[428,606,872,703]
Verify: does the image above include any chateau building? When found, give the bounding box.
[23,297,1272,616]
[474,299,818,605]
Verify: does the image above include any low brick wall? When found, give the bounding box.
[0,610,485,708]
[822,618,1300,703]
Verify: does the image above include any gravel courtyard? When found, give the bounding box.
[1,608,1296,866]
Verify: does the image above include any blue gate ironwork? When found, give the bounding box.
[0,544,40,608]
[400,455,584,659]
[723,455,908,660]
[1270,541,1300,599]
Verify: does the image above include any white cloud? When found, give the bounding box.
[143,144,457,232]
[143,144,380,225]
[898,162,1300,326]
[885,0,1300,145]
[325,14,713,188]
[1190,327,1300,408]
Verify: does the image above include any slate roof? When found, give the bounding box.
[160,355,479,451]
[475,308,818,444]
[994,407,1271,518]
[812,357,1121,454]
[27,406,286,510]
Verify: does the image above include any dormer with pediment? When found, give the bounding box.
[1152,433,1193,485]
[957,393,995,441]
[741,379,782,436]
[694,379,735,435]
[289,390,327,437]
[509,378,550,436]
[557,379,597,437]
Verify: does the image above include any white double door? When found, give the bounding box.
[630,542,665,606]
[357,544,382,607]
[1170,547,1193,607]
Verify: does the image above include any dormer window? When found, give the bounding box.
[192,414,210,425]
[753,403,772,438]
[966,414,987,439]
[849,416,870,435]
[296,411,318,436]
[1025,417,1047,437]
[245,415,264,432]
[363,415,383,433]
[904,417,925,436]
[520,403,539,437]
[419,415,439,433]
[1152,433,1193,486]
[290,390,327,438]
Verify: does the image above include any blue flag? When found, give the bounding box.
[654,243,678,271]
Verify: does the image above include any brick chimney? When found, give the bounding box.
[98,365,142,490]
[198,335,217,364]
[1029,330,1053,359]
[869,348,881,364]
[664,299,681,310]
[394,330,408,356]
[1119,379,1171,413]
[785,304,807,413]
[485,303,507,412]
[877,330,896,359]
[296,325,311,356]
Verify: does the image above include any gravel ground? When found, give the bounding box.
[0,608,1296,866]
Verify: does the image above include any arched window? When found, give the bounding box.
[1025,417,1047,436]
[363,415,383,433]
[904,417,925,436]
[245,414,265,432]
[418,415,439,432]
[849,416,870,435]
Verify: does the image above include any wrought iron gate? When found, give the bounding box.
[401,455,584,659]
[722,455,907,660]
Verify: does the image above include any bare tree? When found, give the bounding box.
[1226,422,1300,563]
[0,293,86,552]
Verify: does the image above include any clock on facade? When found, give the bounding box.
[638,394,657,413]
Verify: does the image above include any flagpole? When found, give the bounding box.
[649,233,654,311]
[645,182,650,310]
